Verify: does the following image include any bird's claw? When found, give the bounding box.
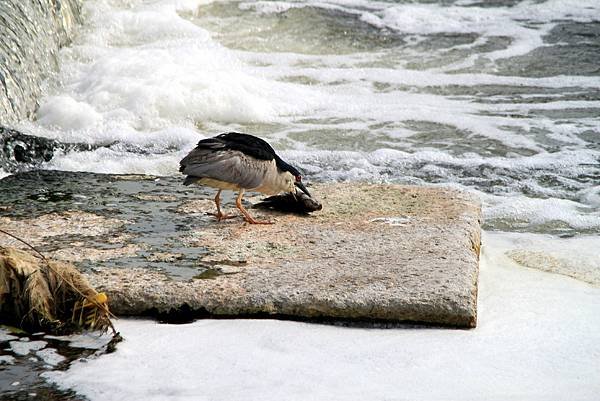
[207,212,236,221]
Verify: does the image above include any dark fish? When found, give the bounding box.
[254,190,323,215]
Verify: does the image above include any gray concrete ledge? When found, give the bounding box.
[0,172,481,328]
[91,183,481,327]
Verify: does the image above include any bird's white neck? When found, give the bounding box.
[252,167,295,195]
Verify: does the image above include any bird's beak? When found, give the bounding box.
[294,181,311,197]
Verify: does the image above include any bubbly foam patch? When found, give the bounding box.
[488,231,600,286]
[483,194,600,232]
[37,96,102,131]
[240,0,600,68]
[19,0,314,147]
[48,148,188,176]
[44,332,115,350]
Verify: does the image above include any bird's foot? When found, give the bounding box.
[207,212,237,221]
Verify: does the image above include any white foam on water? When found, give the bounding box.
[16,0,598,154]
[489,231,600,286]
[579,185,600,208]
[239,0,600,69]
[9,340,47,356]
[44,332,115,350]
[0,330,18,343]
[36,348,66,367]
[244,52,600,88]
[484,194,600,231]
[36,96,103,131]
[488,100,600,111]
[0,355,16,365]
[44,231,600,401]
[384,4,551,70]
[241,0,599,67]
[239,1,298,14]
[287,145,598,178]
[11,0,597,175]
[19,0,317,148]
[379,4,515,35]
[46,147,188,176]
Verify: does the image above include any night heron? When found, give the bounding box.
[179,132,311,224]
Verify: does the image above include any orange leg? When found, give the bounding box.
[236,189,272,225]
[210,190,235,221]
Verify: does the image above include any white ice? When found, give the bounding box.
[45,232,600,401]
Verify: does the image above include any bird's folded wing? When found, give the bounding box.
[180,149,269,189]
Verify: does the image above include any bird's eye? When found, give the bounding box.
[296,175,302,182]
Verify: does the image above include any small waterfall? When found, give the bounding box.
[0,0,82,125]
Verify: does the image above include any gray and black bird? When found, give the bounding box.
[179,132,311,224]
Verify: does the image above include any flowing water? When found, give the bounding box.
[1,0,600,398]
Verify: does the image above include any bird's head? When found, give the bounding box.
[292,173,310,197]
[277,159,311,197]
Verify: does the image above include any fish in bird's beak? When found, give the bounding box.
[294,181,311,197]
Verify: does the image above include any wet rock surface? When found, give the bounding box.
[0,127,101,174]
[1,128,58,168]
[0,171,211,280]
[0,170,481,327]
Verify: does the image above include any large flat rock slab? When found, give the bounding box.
[0,171,481,327]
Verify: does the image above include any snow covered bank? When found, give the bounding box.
[45,232,600,401]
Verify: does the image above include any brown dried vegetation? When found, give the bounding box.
[0,231,116,334]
